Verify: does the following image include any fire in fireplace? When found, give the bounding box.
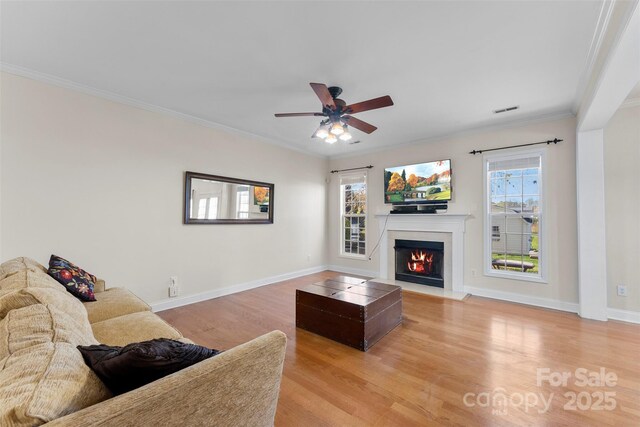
[394,239,444,287]
[407,250,435,274]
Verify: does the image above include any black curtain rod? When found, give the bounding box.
[469,138,562,155]
[330,165,374,174]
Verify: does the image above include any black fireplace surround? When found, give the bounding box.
[394,239,444,288]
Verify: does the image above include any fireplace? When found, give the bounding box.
[394,239,444,288]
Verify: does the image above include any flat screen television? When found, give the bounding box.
[384,159,452,204]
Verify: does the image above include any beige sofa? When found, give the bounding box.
[0,257,287,426]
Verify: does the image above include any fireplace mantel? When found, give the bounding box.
[375,213,470,294]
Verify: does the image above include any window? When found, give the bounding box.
[207,197,218,220]
[197,199,207,219]
[340,173,367,258]
[236,186,249,219]
[195,197,218,219]
[484,149,545,282]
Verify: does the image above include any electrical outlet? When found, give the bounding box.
[617,284,627,297]
[307,254,311,261]
[169,276,179,298]
[471,269,477,277]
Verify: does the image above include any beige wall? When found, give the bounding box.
[7,70,633,313]
[604,104,640,312]
[329,117,579,304]
[0,75,2,262]
[0,72,328,304]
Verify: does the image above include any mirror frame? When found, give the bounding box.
[184,171,274,224]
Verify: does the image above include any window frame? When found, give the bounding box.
[483,147,547,283]
[339,171,368,260]
[207,197,219,220]
[236,186,250,219]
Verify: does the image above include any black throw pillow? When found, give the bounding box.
[78,338,222,395]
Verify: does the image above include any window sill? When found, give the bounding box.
[484,269,547,284]
[339,253,368,261]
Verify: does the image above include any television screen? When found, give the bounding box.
[384,159,452,204]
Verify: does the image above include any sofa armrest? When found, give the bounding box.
[47,330,287,427]
[93,279,106,293]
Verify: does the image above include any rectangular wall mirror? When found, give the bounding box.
[184,171,274,224]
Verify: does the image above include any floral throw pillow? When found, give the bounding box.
[47,255,97,301]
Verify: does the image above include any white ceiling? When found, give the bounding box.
[1,1,604,157]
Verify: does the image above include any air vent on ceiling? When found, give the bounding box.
[493,105,519,114]
[349,140,361,145]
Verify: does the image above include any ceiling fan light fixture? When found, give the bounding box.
[339,130,352,141]
[330,122,344,136]
[314,124,330,139]
[274,83,394,146]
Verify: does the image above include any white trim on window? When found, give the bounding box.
[339,171,368,260]
[236,186,250,219]
[483,147,547,283]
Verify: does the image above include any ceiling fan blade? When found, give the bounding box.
[310,83,336,110]
[274,112,325,117]
[345,95,394,114]
[343,115,377,134]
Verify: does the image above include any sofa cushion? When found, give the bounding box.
[83,288,151,324]
[0,304,96,360]
[0,257,47,280]
[0,268,64,292]
[47,255,97,302]
[0,287,90,326]
[77,338,221,395]
[91,311,183,347]
[0,343,111,426]
[94,278,106,293]
[0,304,110,426]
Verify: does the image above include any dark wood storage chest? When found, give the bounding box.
[296,276,402,351]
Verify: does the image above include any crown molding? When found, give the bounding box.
[572,0,616,114]
[329,110,574,160]
[0,63,576,162]
[0,62,327,159]
[620,97,640,109]
[575,0,640,129]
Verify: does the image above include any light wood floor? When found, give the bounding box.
[159,271,640,426]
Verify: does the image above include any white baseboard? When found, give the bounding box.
[150,265,328,312]
[463,286,580,313]
[326,264,377,278]
[150,265,640,325]
[607,308,640,324]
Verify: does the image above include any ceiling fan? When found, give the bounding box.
[275,83,394,144]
